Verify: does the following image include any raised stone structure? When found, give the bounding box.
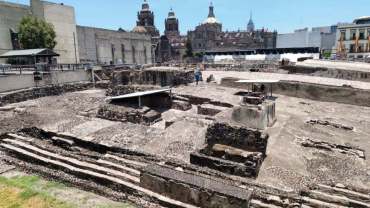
[191,122,268,178]
[141,164,253,208]
[111,67,194,87]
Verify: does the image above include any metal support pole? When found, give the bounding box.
[271,83,273,98]
[138,96,142,108]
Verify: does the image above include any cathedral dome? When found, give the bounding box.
[203,2,220,24]
[132,26,148,33]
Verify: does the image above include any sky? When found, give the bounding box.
[7,0,370,35]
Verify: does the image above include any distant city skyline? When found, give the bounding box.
[5,0,370,34]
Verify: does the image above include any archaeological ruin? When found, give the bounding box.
[0,60,370,208]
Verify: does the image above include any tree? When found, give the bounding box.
[18,16,57,49]
[184,38,194,58]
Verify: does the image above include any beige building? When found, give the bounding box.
[334,17,370,59]
[0,0,152,65]
[77,26,152,65]
[0,0,79,63]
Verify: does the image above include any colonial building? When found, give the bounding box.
[0,0,153,65]
[156,8,186,62]
[132,0,160,63]
[334,17,370,59]
[187,3,277,54]
[0,0,79,63]
[77,26,152,65]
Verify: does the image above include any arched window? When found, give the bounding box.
[121,44,125,63]
[144,47,147,64]
[132,46,136,64]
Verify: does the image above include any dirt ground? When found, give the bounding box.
[0,84,369,192]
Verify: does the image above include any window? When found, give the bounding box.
[351,29,357,40]
[121,44,125,63]
[359,29,365,40]
[368,29,370,39]
[350,44,356,53]
[132,46,136,64]
[111,44,115,64]
[144,47,147,64]
[340,30,346,40]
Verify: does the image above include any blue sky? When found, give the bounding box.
[7,0,370,34]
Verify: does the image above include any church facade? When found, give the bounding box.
[187,3,277,53]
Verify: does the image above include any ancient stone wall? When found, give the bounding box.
[281,65,370,82]
[97,104,161,125]
[0,82,94,106]
[141,164,252,208]
[106,85,159,96]
[206,122,268,153]
[111,69,194,87]
[221,77,370,107]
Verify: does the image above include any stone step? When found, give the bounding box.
[316,184,370,203]
[97,159,141,177]
[3,139,140,184]
[307,190,370,208]
[1,143,199,208]
[250,199,283,208]
[302,196,348,208]
[6,133,34,142]
[104,154,148,168]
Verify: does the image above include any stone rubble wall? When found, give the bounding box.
[0,82,95,106]
[141,164,252,208]
[111,69,194,87]
[281,65,370,82]
[221,77,370,107]
[106,85,159,96]
[206,122,268,154]
[96,104,161,125]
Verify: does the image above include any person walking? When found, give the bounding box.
[194,65,201,86]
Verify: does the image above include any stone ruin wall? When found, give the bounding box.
[221,77,370,107]
[111,69,194,87]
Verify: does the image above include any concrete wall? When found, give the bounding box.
[277,27,336,52]
[0,70,90,92]
[0,0,78,64]
[42,1,79,64]
[0,1,30,60]
[77,26,152,65]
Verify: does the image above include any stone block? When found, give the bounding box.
[141,164,252,208]
[172,100,192,111]
[206,122,268,154]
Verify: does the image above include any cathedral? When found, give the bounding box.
[156,8,187,62]
[187,3,277,53]
[131,1,278,63]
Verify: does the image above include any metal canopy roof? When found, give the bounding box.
[0,48,59,58]
[105,88,171,102]
[236,79,280,84]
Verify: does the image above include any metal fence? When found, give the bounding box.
[0,63,91,75]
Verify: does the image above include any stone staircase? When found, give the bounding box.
[0,133,199,208]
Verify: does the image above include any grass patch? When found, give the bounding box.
[0,175,73,208]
